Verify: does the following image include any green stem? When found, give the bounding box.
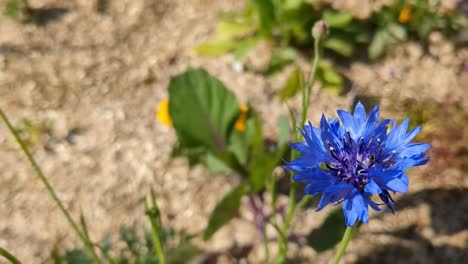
[333,224,358,264]
[0,247,21,264]
[0,110,101,263]
[145,192,166,264]
[301,36,321,125]
[276,33,323,263]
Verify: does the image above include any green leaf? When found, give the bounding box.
[268,48,297,73]
[307,208,347,252]
[216,21,254,40]
[279,67,303,101]
[166,243,200,264]
[233,37,259,62]
[316,61,343,95]
[318,61,342,85]
[278,115,290,147]
[203,153,228,173]
[204,184,246,240]
[249,153,277,192]
[65,250,93,264]
[193,39,238,56]
[252,0,275,36]
[169,69,240,153]
[4,0,20,19]
[323,37,354,57]
[368,30,388,60]
[229,130,249,165]
[387,23,407,41]
[323,10,354,28]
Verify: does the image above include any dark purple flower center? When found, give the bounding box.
[324,132,389,191]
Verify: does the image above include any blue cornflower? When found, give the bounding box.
[284,102,430,226]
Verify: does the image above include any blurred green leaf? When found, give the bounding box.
[323,37,354,57]
[307,208,347,252]
[194,40,238,56]
[169,69,240,153]
[194,21,254,57]
[65,250,93,264]
[323,10,353,28]
[233,37,259,62]
[216,21,254,40]
[229,130,249,165]
[166,243,200,264]
[204,184,246,240]
[387,23,407,41]
[203,153,229,173]
[268,48,297,73]
[368,30,388,60]
[278,115,290,147]
[279,67,303,101]
[252,0,275,36]
[317,61,344,96]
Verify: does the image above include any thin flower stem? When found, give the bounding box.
[301,35,321,125]
[0,247,21,264]
[145,198,166,264]
[0,109,101,263]
[248,195,269,264]
[333,224,358,264]
[276,34,323,263]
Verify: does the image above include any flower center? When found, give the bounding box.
[324,132,385,191]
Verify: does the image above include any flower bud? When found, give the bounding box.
[312,20,329,40]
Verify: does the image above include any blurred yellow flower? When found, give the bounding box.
[235,104,249,132]
[399,5,412,23]
[156,99,172,126]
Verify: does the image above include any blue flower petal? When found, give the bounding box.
[316,183,353,211]
[364,179,382,195]
[343,190,369,226]
[337,110,358,138]
[353,102,367,130]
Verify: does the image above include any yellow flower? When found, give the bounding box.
[234,104,249,132]
[156,99,172,126]
[399,5,412,23]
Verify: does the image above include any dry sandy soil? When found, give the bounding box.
[0,0,467,263]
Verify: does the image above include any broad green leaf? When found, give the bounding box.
[169,69,240,153]
[203,153,228,173]
[323,11,353,28]
[229,130,249,165]
[307,208,347,252]
[368,30,388,60]
[65,250,93,264]
[279,67,303,101]
[204,184,246,240]
[193,39,238,56]
[249,153,278,192]
[323,37,354,57]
